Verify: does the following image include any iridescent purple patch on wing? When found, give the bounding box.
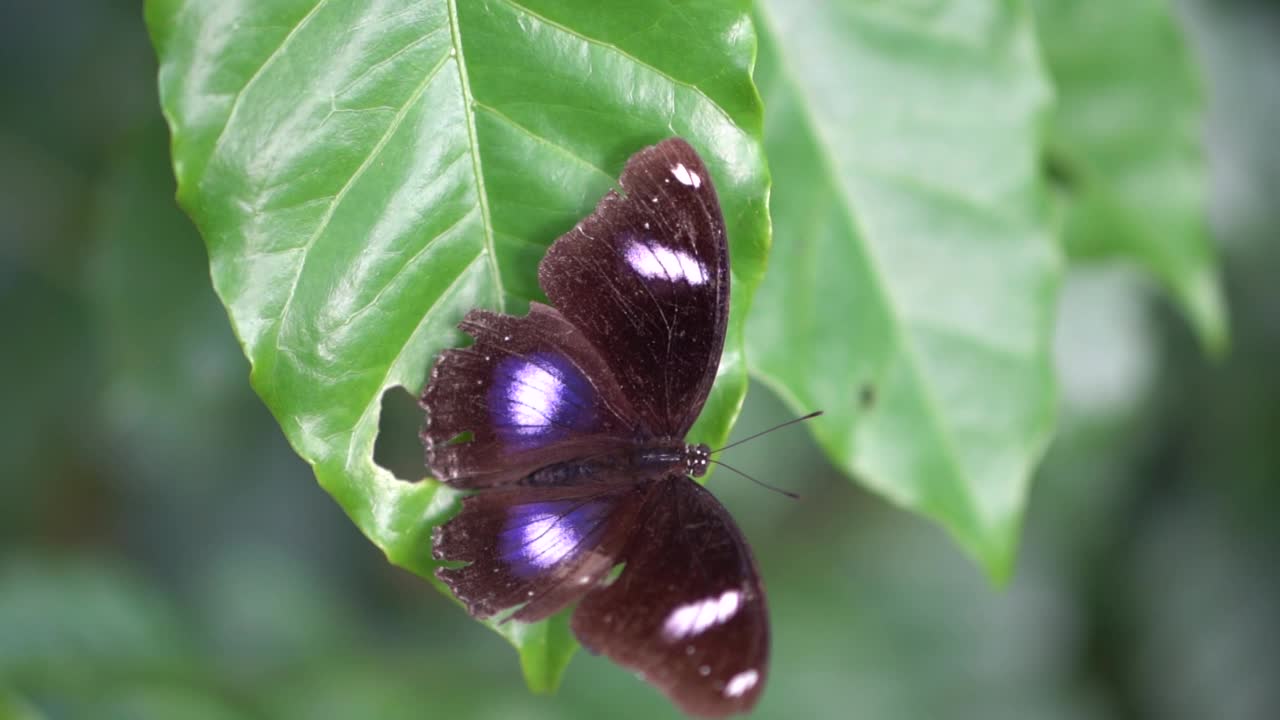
[498,499,613,577]
[488,351,598,448]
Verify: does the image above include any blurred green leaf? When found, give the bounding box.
[145,0,768,690]
[0,690,44,720]
[1032,0,1227,353]
[0,270,96,539]
[94,688,250,720]
[264,658,557,720]
[86,123,261,492]
[0,553,192,691]
[747,0,1060,578]
[192,544,360,685]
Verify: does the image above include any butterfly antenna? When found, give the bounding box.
[711,410,823,454]
[709,459,800,500]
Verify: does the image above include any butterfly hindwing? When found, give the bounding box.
[421,303,638,488]
[571,477,769,718]
[434,478,649,623]
[538,138,730,437]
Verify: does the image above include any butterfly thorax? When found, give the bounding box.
[518,441,710,487]
[631,440,710,479]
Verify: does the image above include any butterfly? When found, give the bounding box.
[420,138,767,717]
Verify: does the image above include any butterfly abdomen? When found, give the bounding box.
[518,458,619,487]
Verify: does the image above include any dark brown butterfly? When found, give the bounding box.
[420,138,766,717]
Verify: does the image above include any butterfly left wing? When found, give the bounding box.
[421,303,639,488]
[434,478,649,623]
[571,477,769,718]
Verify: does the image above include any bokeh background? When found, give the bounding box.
[3,1,1278,718]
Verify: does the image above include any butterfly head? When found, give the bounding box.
[685,443,711,478]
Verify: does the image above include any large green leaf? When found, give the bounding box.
[748,0,1060,579]
[146,0,768,691]
[1032,0,1227,353]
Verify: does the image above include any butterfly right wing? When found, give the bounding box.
[420,303,639,488]
[571,476,769,718]
[538,138,730,438]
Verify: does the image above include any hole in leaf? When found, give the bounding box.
[373,385,427,482]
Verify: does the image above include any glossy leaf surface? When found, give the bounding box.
[146,0,768,691]
[748,0,1060,579]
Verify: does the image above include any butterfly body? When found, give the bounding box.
[421,139,766,718]
[513,442,709,488]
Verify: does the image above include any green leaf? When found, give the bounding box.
[1032,0,1228,353]
[748,0,1060,579]
[145,0,768,690]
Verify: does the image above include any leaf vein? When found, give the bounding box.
[447,0,506,309]
[205,0,331,172]
[496,0,735,127]
[473,101,615,184]
[269,48,452,370]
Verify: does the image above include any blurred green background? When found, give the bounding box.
[3,1,1279,719]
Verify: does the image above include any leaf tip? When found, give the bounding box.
[1181,266,1231,359]
[511,611,579,695]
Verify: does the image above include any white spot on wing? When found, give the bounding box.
[724,669,758,697]
[671,162,701,188]
[661,590,741,640]
[624,240,709,285]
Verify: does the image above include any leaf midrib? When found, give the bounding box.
[447,0,506,310]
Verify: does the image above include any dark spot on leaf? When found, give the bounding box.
[1042,146,1079,193]
[858,384,876,410]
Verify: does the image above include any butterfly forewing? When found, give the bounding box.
[571,477,769,718]
[421,303,638,488]
[539,138,730,438]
